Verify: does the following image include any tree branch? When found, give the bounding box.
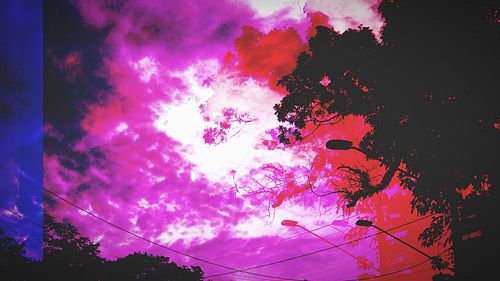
[337,164,398,207]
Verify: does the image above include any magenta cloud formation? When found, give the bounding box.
[43,0,438,280]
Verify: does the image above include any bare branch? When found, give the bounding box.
[337,164,398,207]
[308,183,348,197]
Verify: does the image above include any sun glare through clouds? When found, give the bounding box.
[40,0,442,280]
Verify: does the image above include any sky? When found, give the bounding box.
[2,0,446,280]
[0,0,43,259]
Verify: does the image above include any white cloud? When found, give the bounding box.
[305,0,384,37]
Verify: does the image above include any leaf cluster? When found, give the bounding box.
[274,0,500,249]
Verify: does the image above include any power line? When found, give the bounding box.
[296,254,356,281]
[211,223,332,261]
[376,261,432,281]
[0,204,299,281]
[324,240,452,281]
[0,205,43,228]
[344,259,430,281]
[42,187,304,281]
[344,248,452,281]
[4,185,435,280]
[0,204,440,281]
[310,258,433,281]
[210,212,363,261]
[380,247,452,281]
[205,214,434,278]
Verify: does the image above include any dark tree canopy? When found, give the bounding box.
[108,252,204,281]
[0,229,33,280]
[41,214,204,281]
[0,216,204,280]
[275,0,499,260]
[43,214,104,280]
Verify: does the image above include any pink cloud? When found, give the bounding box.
[305,0,384,38]
[76,0,260,70]
[44,0,439,279]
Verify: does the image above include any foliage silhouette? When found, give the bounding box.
[107,252,204,281]
[43,214,105,280]
[42,214,204,280]
[1,216,204,280]
[275,0,499,279]
[0,228,33,280]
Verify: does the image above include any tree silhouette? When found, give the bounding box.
[107,252,204,281]
[41,214,205,280]
[0,228,33,280]
[275,0,499,279]
[43,214,105,280]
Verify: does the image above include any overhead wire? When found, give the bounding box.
[0,204,43,228]
[41,187,305,281]
[379,246,452,281]
[210,212,364,261]
[2,184,439,281]
[377,261,433,281]
[205,214,434,278]
[0,204,292,281]
[0,203,304,281]
[326,237,453,281]
[4,201,430,281]
[345,259,431,281]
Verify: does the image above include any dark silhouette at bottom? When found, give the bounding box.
[0,215,204,281]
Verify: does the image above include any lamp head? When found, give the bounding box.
[355,219,373,227]
[326,139,353,150]
[281,219,299,227]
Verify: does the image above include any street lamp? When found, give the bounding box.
[281,219,376,271]
[326,139,353,150]
[326,139,413,177]
[355,219,373,227]
[281,219,356,255]
[356,219,431,259]
[355,219,453,271]
[281,219,299,227]
[282,219,349,249]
